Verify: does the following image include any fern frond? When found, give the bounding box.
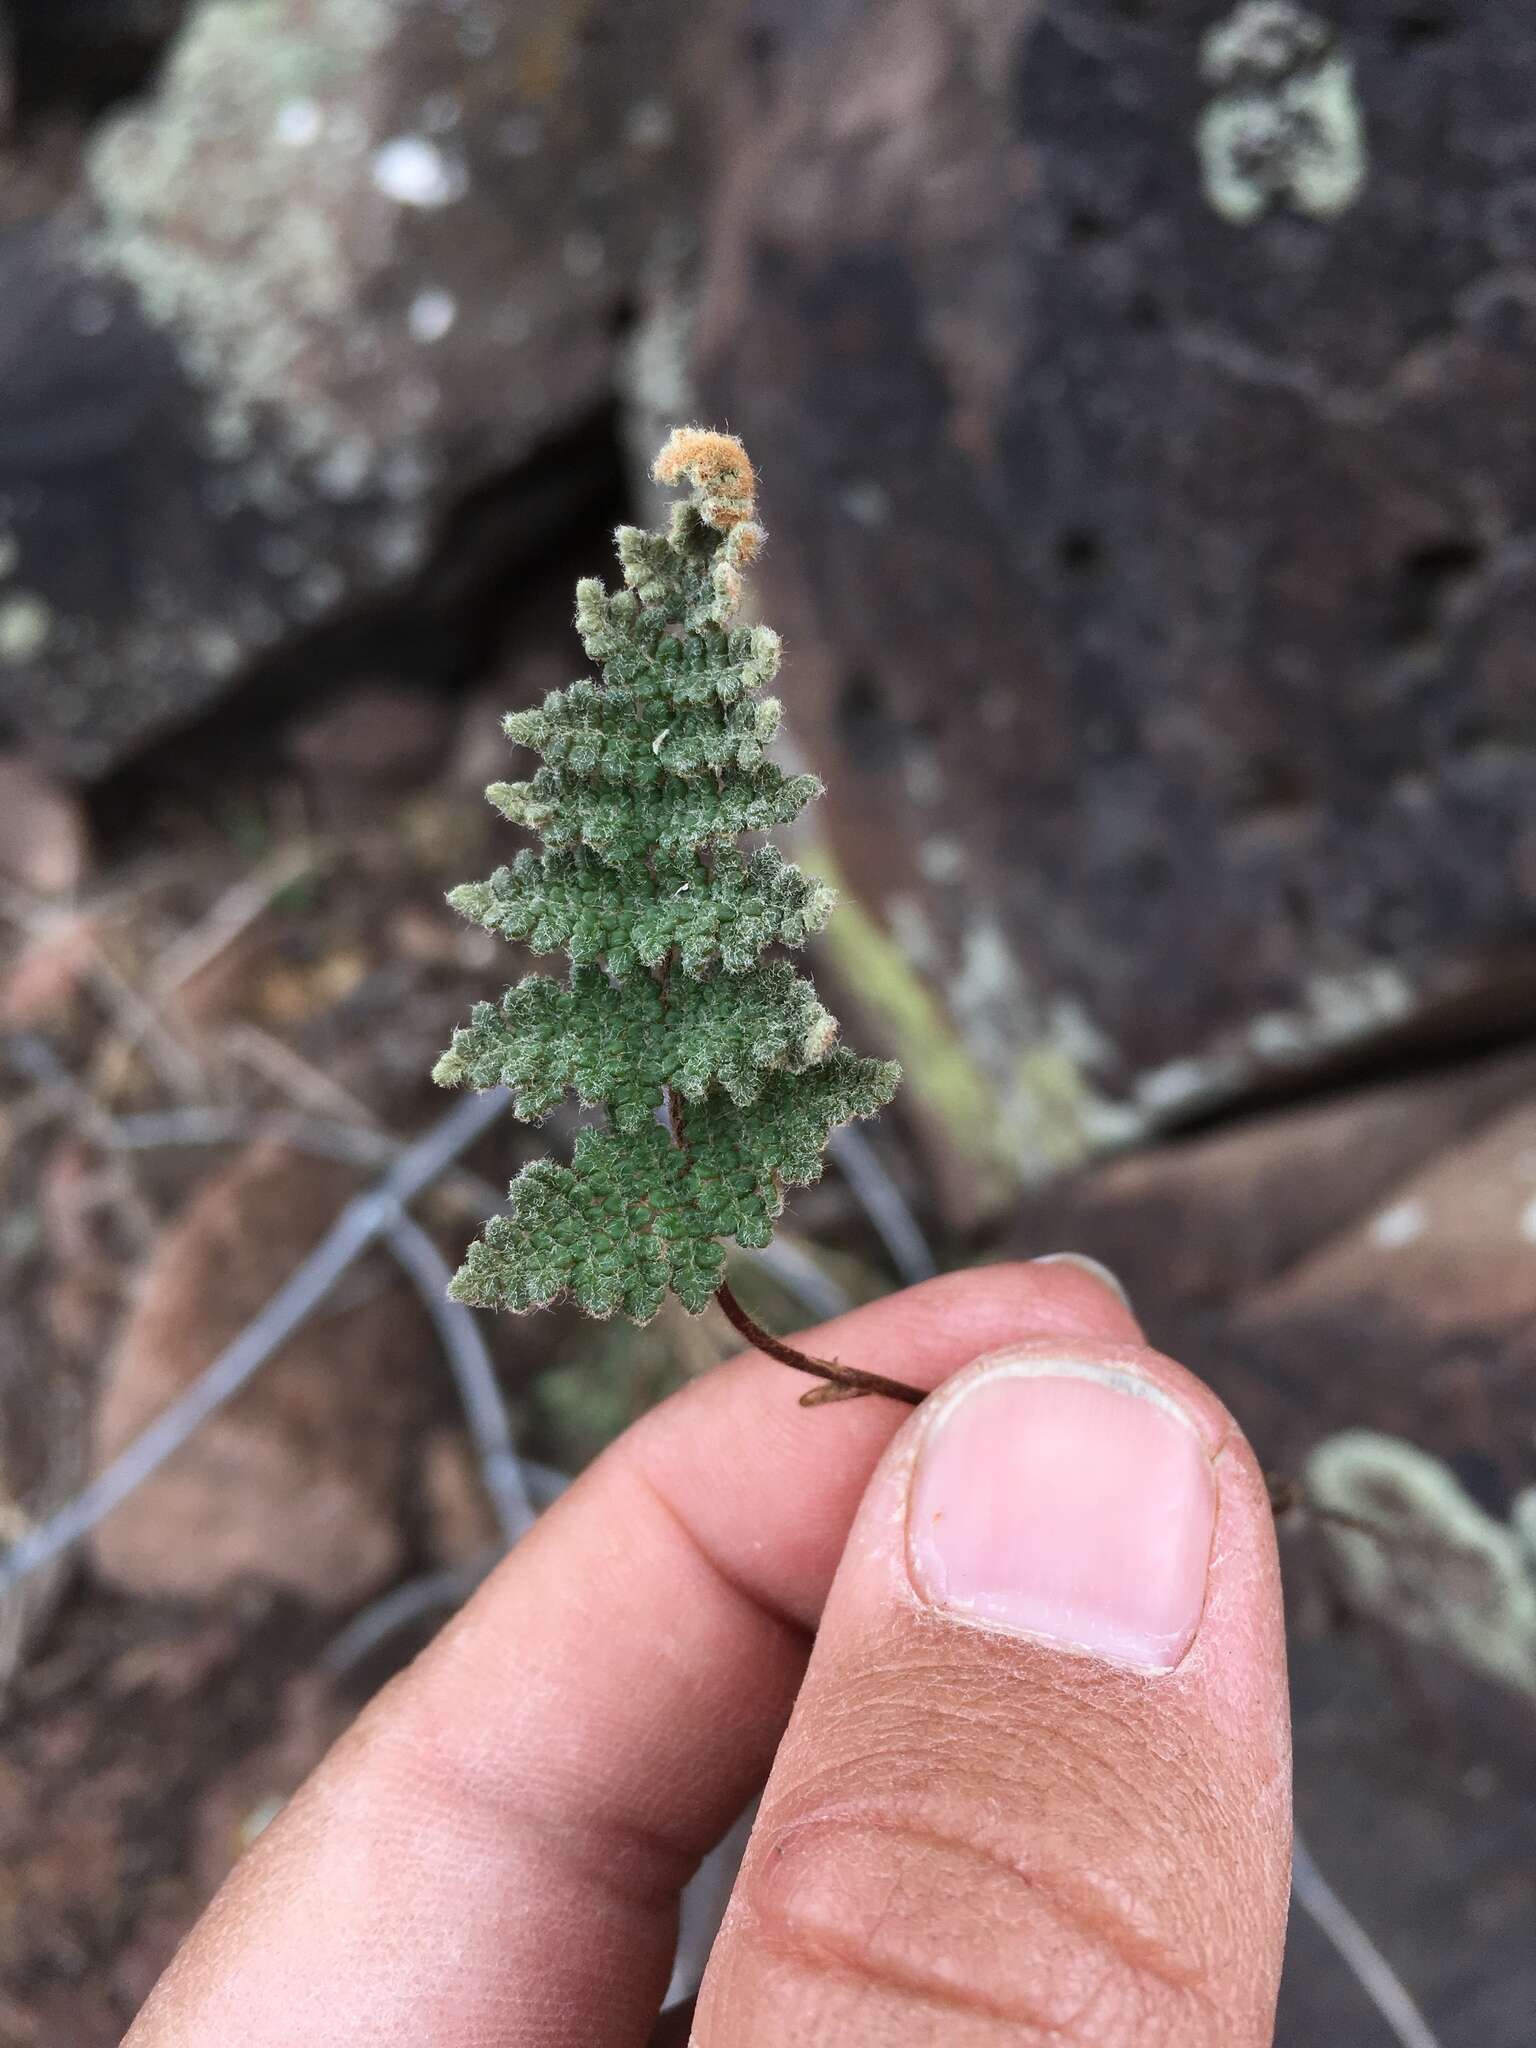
[437,428,900,1322]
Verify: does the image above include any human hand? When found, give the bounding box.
[126,1261,1290,2045]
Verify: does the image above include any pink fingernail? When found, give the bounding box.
[907,1358,1216,1672]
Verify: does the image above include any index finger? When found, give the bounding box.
[127,1262,1141,2048]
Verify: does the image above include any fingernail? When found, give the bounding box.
[1030,1252,1133,1313]
[907,1357,1215,1671]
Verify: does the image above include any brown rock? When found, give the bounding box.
[1200,1091,1536,1519]
[0,910,97,1026]
[286,682,451,786]
[1255,1096,1536,1341]
[420,1425,500,1568]
[89,1143,432,1606]
[1006,1046,1536,1327]
[1143,1086,1536,1540]
[0,1591,342,2046]
[0,754,86,894]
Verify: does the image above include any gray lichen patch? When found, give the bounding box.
[1306,1430,1536,1700]
[0,594,54,665]
[85,0,407,469]
[1197,2,1367,225]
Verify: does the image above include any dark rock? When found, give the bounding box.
[89,1143,433,1606]
[286,682,451,787]
[0,0,721,777]
[686,0,1536,1215]
[1280,1625,1536,2048]
[6,1,190,123]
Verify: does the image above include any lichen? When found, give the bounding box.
[948,920,1103,1180]
[1306,1430,1536,1699]
[1368,1198,1427,1250]
[0,594,54,664]
[805,859,1119,1196]
[1197,2,1367,225]
[371,135,466,209]
[802,842,1009,1200]
[85,0,407,469]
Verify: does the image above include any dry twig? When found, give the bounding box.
[150,841,321,1001]
[382,1213,534,1544]
[827,1123,936,1285]
[222,1022,384,1130]
[1291,1828,1444,2048]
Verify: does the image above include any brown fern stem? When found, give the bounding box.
[716,1294,1404,1534]
[714,1281,926,1408]
[717,1296,1381,1533]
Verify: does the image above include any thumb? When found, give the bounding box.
[695,1334,1291,2045]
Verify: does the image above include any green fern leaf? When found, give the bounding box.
[437,427,900,1322]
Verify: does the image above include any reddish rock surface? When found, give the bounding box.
[89,1143,433,1607]
[0,756,87,896]
[1006,1046,1536,1326]
[0,1595,347,2047]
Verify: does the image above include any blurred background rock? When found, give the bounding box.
[1,2,1533,2040]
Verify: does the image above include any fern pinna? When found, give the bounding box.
[434,429,916,1399]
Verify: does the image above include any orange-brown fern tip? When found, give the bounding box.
[653,426,757,530]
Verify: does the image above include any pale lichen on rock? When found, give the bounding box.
[85,0,405,469]
[0,593,54,665]
[1306,1429,1536,1700]
[1197,1,1367,225]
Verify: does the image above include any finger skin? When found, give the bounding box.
[696,1339,1292,2046]
[126,1264,1140,2048]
